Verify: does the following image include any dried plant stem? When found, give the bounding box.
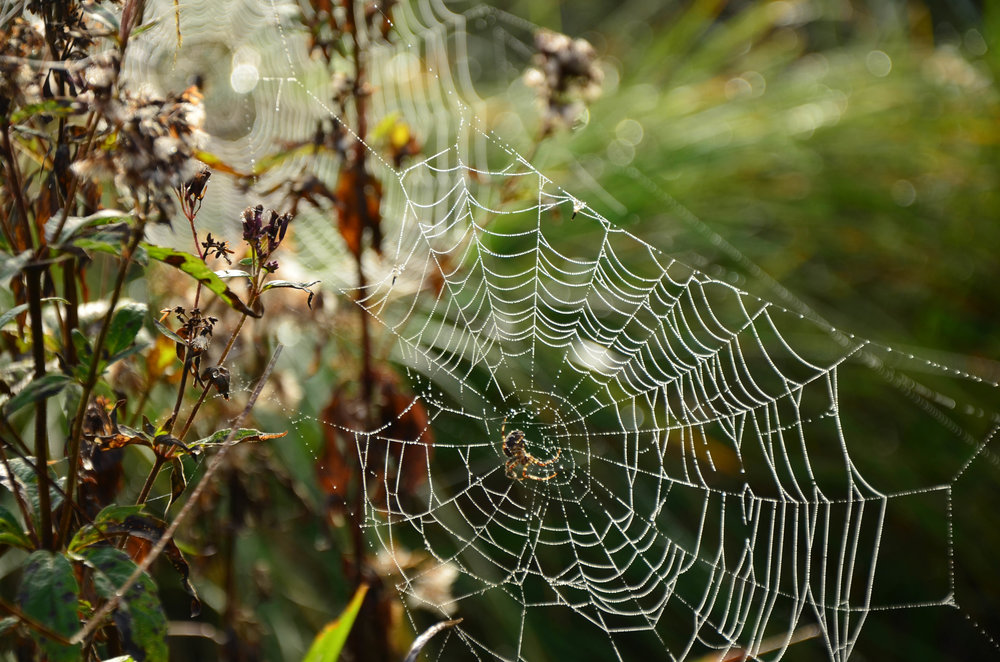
[61,257,79,365]
[403,619,463,662]
[176,270,263,443]
[60,218,147,543]
[0,178,16,246]
[134,455,166,507]
[167,352,193,434]
[1,122,32,251]
[49,111,99,245]
[70,344,283,646]
[26,264,53,549]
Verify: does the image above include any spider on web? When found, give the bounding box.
[501,418,562,481]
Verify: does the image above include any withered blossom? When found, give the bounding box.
[524,29,604,134]
[184,167,212,208]
[0,17,48,116]
[72,83,208,217]
[167,306,218,354]
[241,204,292,273]
[198,365,231,400]
[201,232,234,264]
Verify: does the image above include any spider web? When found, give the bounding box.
[125,1,1000,660]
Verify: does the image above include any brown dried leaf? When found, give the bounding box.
[317,386,357,507]
[374,369,434,497]
[335,167,383,257]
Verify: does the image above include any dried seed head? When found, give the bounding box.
[72,83,208,219]
[525,29,604,133]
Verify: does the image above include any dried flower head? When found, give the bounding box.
[0,17,47,115]
[524,29,604,134]
[201,232,234,264]
[241,204,292,273]
[72,84,208,217]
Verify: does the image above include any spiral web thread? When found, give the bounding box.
[128,0,1000,659]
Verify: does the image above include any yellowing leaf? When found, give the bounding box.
[302,584,369,662]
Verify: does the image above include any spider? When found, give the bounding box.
[501,418,561,481]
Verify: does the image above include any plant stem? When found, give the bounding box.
[167,352,192,434]
[50,111,98,244]
[62,257,79,365]
[59,218,147,543]
[26,264,53,549]
[176,270,262,443]
[134,455,166,507]
[1,121,32,252]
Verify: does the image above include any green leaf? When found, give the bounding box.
[3,373,72,416]
[143,244,260,318]
[9,99,78,123]
[151,315,186,345]
[70,510,201,618]
[17,551,82,661]
[45,209,133,245]
[0,298,69,331]
[106,302,148,357]
[71,235,146,264]
[0,505,32,550]
[214,269,252,279]
[194,149,248,177]
[130,14,165,39]
[302,584,369,662]
[78,547,168,662]
[0,249,31,284]
[261,280,321,308]
[0,457,64,523]
[0,303,30,329]
[189,428,288,450]
[69,504,146,552]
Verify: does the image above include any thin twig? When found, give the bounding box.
[1,120,33,251]
[403,619,463,662]
[70,344,283,645]
[25,264,52,549]
[176,269,264,442]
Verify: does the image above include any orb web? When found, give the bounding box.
[123,1,1000,660]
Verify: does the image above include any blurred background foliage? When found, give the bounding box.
[484,0,999,363]
[20,0,992,660]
